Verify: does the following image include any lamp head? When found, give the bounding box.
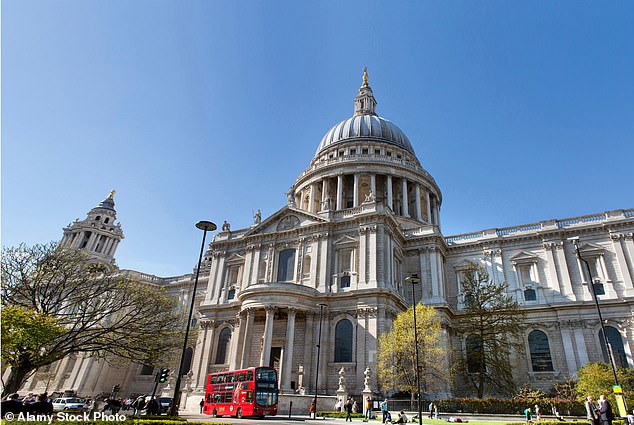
[196,221,217,231]
[405,274,421,284]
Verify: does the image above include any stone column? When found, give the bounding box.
[321,179,328,210]
[555,242,575,300]
[281,308,297,391]
[429,248,440,303]
[353,174,359,208]
[317,310,330,392]
[242,246,254,289]
[401,178,409,217]
[85,232,97,251]
[240,309,254,369]
[337,175,344,210]
[414,183,422,221]
[574,328,589,365]
[229,314,244,370]
[612,233,633,290]
[260,306,276,366]
[426,192,432,223]
[370,174,376,196]
[356,309,368,392]
[368,226,378,286]
[386,175,393,210]
[303,312,315,393]
[195,320,216,388]
[308,184,316,213]
[358,227,367,287]
[211,254,226,303]
[560,326,578,375]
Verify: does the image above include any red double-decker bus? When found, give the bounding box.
[203,366,278,418]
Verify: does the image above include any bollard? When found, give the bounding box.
[289,401,293,418]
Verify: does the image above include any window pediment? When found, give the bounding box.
[510,251,539,265]
[578,242,604,258]
[333,235,357,247]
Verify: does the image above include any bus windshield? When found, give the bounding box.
[255,367,278,407]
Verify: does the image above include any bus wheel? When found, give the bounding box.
[211,409,217,418]
[236,408,243,419]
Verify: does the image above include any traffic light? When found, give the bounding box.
[159,368,170,383]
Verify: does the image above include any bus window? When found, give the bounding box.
[206,394,212,403]
[224,392,233,403]
[247,371,253,381]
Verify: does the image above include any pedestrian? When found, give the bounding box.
[535,405,542,421]
[365,396,373,421]
[381,399,389,423]
[310,400,316,419]
[395,411,408,424]
[524,406,533,424]
[353,400,359,413]
[335,398,343,412]
[598,395,614,425]
[345,398,353,422]
[199,398,204,414]
[586,396,600,425]
[31,394,53,415]
[429,402,434,419]
[1,393,24,418]
[132,395,146,417]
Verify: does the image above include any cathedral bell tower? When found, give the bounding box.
[59,190,124,265]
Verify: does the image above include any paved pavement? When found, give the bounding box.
[177,412,543,425]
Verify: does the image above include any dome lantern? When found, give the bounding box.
[354,67,377,116]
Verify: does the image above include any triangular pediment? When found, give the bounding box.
[510,251,539,264]
[453,259,478,271]
[578,242,604,256]
[333,235,358,246]
[225,253,245,263]
[244,206,328,236]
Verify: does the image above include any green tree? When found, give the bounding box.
[576,362,634,409]
[377,303,447,395]
[453,262,526,398]
[1,242,186,396]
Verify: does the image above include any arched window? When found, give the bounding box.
[465,334,483,373]
[334,319,353,362]
[215,328,231,364]
[277,249,295,282]
[528,330,554,371]
[600,326,629,368]
[182,346,193,375]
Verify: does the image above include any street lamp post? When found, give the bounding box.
[169,220,217,416]
[405,274,422,425]
[313,303,327,419]
[570,237,620,386]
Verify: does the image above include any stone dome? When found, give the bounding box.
[315,68,415,156]
[316,114,414,155]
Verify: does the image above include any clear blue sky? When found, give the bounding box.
[3,1,633,277]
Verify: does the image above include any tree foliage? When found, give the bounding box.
[576,362,634,409]
[453,262,526,398]
[1,242,187,396]
[377,303,447,395]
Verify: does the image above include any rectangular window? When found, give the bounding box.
[277,249,296,282]
[519,264,532,284]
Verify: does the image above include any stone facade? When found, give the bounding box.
[12,71,634,410]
